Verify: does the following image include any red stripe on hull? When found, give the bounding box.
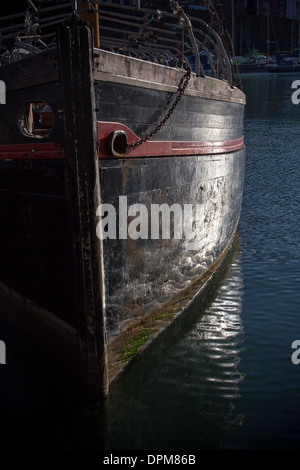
[0,142,65,160]
[97,121,244,159]
[0,122,244,160]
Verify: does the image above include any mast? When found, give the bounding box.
[292,0,295,52]
[78,1,100,48]
[267,2,270,57]
[231,0,234,53]
[298,0,300,50]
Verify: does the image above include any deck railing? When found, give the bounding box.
[0,0,234,86]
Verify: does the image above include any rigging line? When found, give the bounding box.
[270,11,280,53]
[14,35,56,74]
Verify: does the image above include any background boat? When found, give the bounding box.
[232,48,270,73]
[266,49,300,72]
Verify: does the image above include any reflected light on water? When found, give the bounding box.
[56,234,246,450]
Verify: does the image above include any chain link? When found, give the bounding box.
[127,68,191,149]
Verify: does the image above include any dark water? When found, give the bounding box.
[1,73,300,451]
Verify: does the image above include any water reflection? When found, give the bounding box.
[225,73,300,450]
[2,73,300,450]
[56,234,245,450]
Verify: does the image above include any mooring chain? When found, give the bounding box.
[127,68,191,149]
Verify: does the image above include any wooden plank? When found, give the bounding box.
[57,18,108,397]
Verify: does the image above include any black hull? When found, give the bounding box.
[0,147,245,384]
[0,17,246,398]
[95,81,244,142]
[99,149,245,380]
[99,152,245,335]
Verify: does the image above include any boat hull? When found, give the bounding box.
[0,146,245,383]
[99,151,245,338]
[0,21,246,397]
[99,148,245,380]
[266,63,300,73]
